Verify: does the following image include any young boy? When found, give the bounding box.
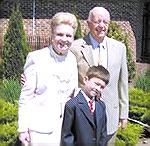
[61,65,110,146]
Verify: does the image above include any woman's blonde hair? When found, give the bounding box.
[51,12,78,35]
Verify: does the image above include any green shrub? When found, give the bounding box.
[129,88,150,130]
[115,139,126,146]
[0,98,18,123]
[0,79,21,104]
[141,110,150,125]
[116,122,143,146]
[129,106,147,121]
[108,21,136,82]
[135,69,150,92]
[0,98,18,145]
[129,88,150,109]
[2,2,30,79]
[0,122,18,145]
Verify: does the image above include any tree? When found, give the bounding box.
[2,2,30,79]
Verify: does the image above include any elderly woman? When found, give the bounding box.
[18,12,78,146]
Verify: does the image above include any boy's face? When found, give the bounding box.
[83,77,106,98]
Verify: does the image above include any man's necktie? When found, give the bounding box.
[98,44,101,65]
[89,99,94,113]
[98,44,108,68]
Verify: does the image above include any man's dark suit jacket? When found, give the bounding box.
[61,91,107,146]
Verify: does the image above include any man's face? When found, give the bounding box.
[87,11,110,43]
[51,24,74,55]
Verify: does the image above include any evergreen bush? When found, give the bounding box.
[0,60,2,79]
[73,0,83,40]
[74,15,83,39]
[2,2,30,79]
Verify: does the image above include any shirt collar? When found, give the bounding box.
[81,90,95,102]
[89,33,107,50]
[49,45,68,61]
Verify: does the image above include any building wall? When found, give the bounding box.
[0,0,147,61]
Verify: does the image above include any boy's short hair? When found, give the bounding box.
[86,65,110,85]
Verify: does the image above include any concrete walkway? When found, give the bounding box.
[136,138,150,146]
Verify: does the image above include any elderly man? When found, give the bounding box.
[70,7,129,146]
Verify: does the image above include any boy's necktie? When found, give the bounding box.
[89,99,94,113]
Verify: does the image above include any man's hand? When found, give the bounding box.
[19,131,31,146]
[118,119,128,130]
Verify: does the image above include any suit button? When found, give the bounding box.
[92,138,96,141]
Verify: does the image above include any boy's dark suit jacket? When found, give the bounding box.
[61,91,107,146]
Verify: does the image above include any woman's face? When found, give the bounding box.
[51,24,74,55]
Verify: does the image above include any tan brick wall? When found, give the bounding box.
[0,18,149,76]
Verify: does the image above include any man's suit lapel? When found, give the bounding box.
[76,91,95,126]
[81,34,94,66]
[105,37,115,70]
